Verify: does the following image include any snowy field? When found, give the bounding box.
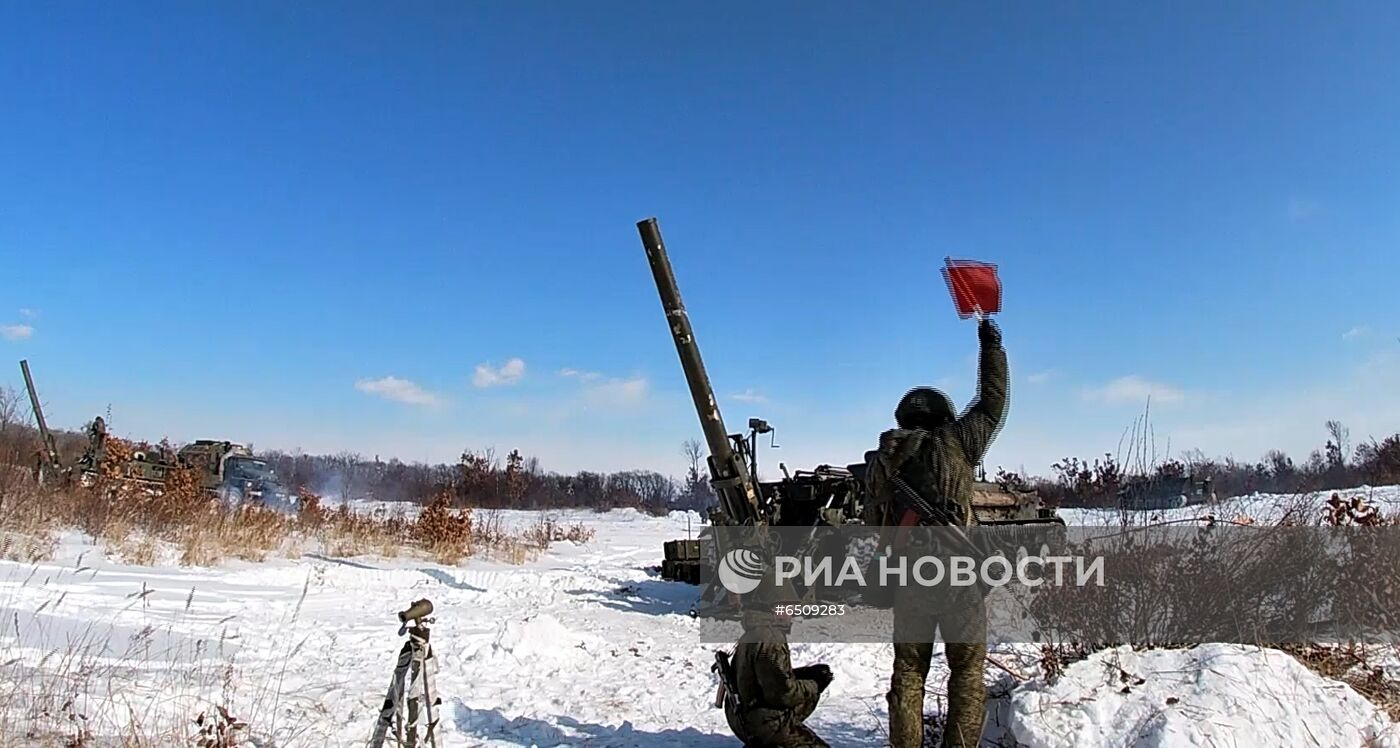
[2,493,1399,746]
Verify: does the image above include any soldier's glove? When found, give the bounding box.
[796,664,834,693]
[978,318,1002,347]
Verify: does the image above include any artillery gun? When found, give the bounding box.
[636,220,1061,588]
[20,359,64,487]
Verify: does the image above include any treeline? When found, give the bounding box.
[1020,421,1400,508]
[258,443,719,515]
[5,385,1399,515]
[0,386,719,515]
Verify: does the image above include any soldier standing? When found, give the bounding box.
[722,585,834,747]
[865,318,1008,748]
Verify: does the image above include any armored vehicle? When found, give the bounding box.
[75,416,177,489]
[1118,474,1216,511]
[175,440,294,508]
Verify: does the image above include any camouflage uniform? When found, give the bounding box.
[724,609,830,748]
[872,319,1008,748]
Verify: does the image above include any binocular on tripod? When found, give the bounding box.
[398,598,433,624]
[369,598,441,748]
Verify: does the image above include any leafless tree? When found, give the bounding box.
[0,385,20,448]
[1326,420,1350,467]
[680,438,716,511]
[683,439,704,485]
[0,386,28,501]
[331,450,363,502]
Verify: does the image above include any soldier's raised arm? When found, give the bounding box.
[955,319,1009,462]
[753,641,819,710]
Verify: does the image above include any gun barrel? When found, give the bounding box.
[398,598,433,623]
[637,218,762,526]
[637,219,735,464]
[19,360,60,468]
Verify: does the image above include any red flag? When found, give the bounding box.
[941,258,1001,319]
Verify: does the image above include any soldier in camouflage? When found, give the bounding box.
[867,317,1008,748]
[723,586,834,747]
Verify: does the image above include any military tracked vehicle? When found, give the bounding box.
[19,360,294,509]
[635,220,1061,589]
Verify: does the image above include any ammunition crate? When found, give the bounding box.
[661,539,706,584]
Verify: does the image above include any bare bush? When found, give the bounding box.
[523,514,596,548]
[412,491,475,564]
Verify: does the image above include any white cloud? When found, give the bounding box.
[1,324,34,342]
[1027,369,1055,384]
[473,358,526,388]
[731,389,768,404]
[1082,375,1186,405]
[354,376,443,407]
[582,376,649,407]
[1343,325,1371,341]
[17,308,35,319]
[558,367,601,382]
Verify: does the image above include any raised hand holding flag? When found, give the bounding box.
[941,257,1002,320]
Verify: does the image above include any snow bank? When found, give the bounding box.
[1007,644,1400,748]
[474,613,607,665]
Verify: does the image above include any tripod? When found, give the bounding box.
[368,599,441,748]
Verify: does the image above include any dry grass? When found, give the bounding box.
[0,442,593,570]
[1,528,58,563]
[0,482,59,562]
[1285,642,1400,720]
[0,564,321,746]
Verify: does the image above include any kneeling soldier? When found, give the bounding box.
[723,586,833,747]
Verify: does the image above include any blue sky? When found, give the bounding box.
[2,2,1397,478]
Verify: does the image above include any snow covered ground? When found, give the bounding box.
[1007,644,1399,747]
[2,499,1398,746]
[1057,483,1400,526]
